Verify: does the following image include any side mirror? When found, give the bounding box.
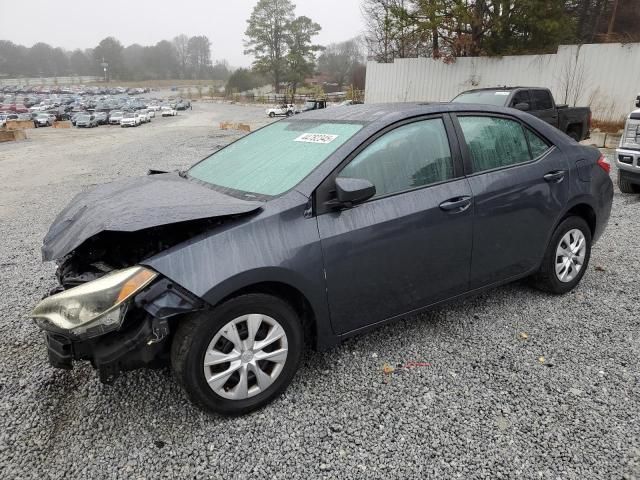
[329,177,376,208]
[636,95,640,108]
[514,102,530,111]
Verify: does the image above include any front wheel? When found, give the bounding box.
[171,293,303,415]
[531,216,592,294]
[269,112,275,118]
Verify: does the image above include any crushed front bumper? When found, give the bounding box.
[39,276,205,383]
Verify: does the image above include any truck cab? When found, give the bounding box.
[452,87,591,142]
[615,94,640,193]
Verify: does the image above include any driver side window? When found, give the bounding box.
[338,118,454,198]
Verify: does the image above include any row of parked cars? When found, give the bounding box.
[72,104,180,128]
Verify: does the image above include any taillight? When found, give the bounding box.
[597,154,610,174]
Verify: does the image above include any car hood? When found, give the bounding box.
[42,173,263,261]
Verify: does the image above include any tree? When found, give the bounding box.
[285,16,322,97]
[211,60,231,81]
[69,49,93,75]
[93,37,125,80]
[187,35,212,78]
[244,0,296,93]
[318,38,364,90]
[226,68,269,94]
[173,34,190,78]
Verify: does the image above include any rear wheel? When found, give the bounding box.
[171,293,303,415]
[618,175,640,194]
[531,216,592,294]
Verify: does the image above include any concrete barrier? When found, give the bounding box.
[53,121,72,129]
[604,133,621,149]
[219,122,251,132]
[583,131,606,148]
[6,120,35,130]
[0,129,27,142]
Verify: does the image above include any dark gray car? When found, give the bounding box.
[32,103,613,415]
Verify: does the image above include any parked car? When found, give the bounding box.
[615,94,640,193]
[161,106,177,117]
[94,111,108,125]
[137,109,151,123]
[120,112,140,127]
[452,87,591,141]
[32,103,613,415]
[75,114,98,128]
[266,104,296,118]
[33,113,55,127]
[109,111,124,125]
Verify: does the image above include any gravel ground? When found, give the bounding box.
[0,104,639,479]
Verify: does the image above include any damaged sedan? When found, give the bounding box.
[33,103,613,415]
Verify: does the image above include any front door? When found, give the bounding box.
[317,117,474,334]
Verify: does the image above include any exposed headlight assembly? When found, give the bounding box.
[32,266,157,339]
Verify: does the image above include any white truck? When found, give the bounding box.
[265,104,296,118]
[615,94,640,193]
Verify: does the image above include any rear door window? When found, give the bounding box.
[510,90,531,107]
[458,116,532,173]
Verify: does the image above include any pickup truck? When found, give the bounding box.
[615,94,640,193]
[452,87,591,141]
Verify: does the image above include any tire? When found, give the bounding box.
[171,293,303,415]
[286,111,293,117]
[531,216,592,294]
[269,112,275,118]
[618,175,640,194]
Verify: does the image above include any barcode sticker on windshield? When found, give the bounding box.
[495,91,510,95]
[295,133,338,144]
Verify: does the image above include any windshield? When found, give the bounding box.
[451,90,511,106]
[123,113,135,118]
[189,120,363,197]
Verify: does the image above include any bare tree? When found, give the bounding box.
[172,34,190,78]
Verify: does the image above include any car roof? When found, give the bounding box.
[287,102,531,126]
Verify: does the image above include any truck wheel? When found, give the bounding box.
[171,293,303,415]
[618,175,640,194]
[531,216,592,294]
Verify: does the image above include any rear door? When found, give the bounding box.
[316,115,474,334]
[530,89,559,127]
[452,113,568,289]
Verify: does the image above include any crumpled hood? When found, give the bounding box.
[42,173,263,261]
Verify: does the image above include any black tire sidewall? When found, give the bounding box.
[542,216,592,294]
[173,294,303,415]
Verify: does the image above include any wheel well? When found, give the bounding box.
[565,203,596,236]
[219,282,317,347]
[566,123,582,133]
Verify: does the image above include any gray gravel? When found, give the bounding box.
[1,104,639,479]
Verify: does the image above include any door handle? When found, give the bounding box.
[439,196,472,212]
[544,170,565,183]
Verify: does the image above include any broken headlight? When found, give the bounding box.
[32,266,157,339]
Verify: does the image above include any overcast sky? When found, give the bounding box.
[0,0,366,67]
